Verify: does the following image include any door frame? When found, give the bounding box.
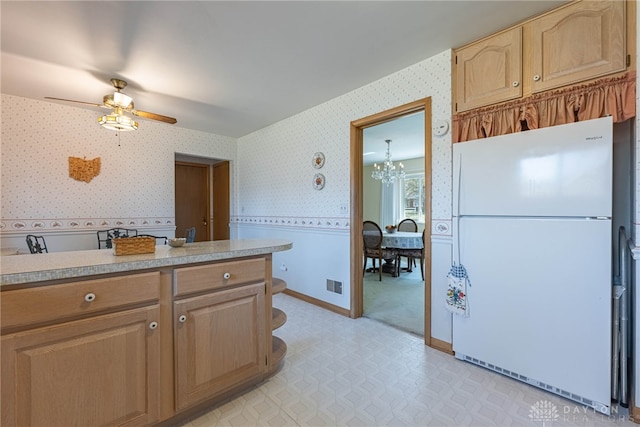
[212,161,230,240]
[349,97,433,346]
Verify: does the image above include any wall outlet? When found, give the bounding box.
[280,263,287,271]
[339,203,349,216]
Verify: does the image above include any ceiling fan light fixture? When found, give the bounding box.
[98,113,138,131]
[113,92,133,108]
[104,92,134,109]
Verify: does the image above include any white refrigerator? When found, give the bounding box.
[452,116,613,414]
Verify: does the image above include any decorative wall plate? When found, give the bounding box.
[313,173,325,190]
[312,152,325,169]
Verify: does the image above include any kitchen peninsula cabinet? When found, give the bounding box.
[269,277,288,375]
[1,272,161,427]
[455,0,627,112]
[0,239,292,427]
[173,260,267,411]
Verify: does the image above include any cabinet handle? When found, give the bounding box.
[223,272,231,280]
[149,321,158,330]
[84,293,96,302]
[533,74,541,81]
[178,315,187,323]
[512,81,519,87]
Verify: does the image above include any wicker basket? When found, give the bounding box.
[113,236,156,256]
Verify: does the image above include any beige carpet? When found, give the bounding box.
[363,261,424,336]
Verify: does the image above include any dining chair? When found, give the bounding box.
[395,229,425,280]
[97,228,138,249]
[138,234,168,245]
[397,218,418,269]
[26,234,48,254]
[185,227,196,243]
[363,221,397,281]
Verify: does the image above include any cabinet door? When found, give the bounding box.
[174,283,266,411]
[531,0,625,93]
[1,305,160,427]
[455,26,522,112]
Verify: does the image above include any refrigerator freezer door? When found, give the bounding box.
[453,117,612,218]
[452,216,611,406]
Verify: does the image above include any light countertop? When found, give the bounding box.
[1,239,292,286]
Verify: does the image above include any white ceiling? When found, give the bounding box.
[1,1,567,140]
[363,111,425,165]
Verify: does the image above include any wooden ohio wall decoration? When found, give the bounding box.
[68,156,101,183]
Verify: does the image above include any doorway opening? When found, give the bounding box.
[362,111,425,336]
[350,98,433,346]
[174,154,230,242]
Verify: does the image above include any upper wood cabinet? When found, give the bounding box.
[454,0,627,113]
[455,27,523,112]
[530,0,626,93]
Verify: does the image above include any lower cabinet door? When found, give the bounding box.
[1,305,160,427]
[174,283,266,411]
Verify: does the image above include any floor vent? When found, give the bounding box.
[458,354,609,415]
[326,279,343,294]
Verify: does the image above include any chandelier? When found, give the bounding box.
[371,139,405,185]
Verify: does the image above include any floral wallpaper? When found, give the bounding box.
[235,49,453,236]
[1,95,236,234]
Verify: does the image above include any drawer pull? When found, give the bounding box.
[512,81,519,87]
[84,293,96,302]
[149,321,158,330]
[178,315,187,323]
[533,74,541,81]
[223,272,231,280]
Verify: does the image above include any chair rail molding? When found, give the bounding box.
[0,217,175,234]
[232,215,349,231]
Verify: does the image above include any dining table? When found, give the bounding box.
[382,231,424,250]
[381,231,423,276]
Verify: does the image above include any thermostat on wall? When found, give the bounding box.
[433,119,449,136]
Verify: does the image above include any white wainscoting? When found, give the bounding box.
[2,226,176,254]
[233,222,351,310]
[234,222,455,342]
[431,235,453,344]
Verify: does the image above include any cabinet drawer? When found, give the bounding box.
[1,272,160,330]
[174,258,265,297]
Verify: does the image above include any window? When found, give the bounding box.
[403,174,425,223]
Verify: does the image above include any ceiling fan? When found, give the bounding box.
[45,78,177,131]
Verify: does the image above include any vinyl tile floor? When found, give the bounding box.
[181,293,634,427]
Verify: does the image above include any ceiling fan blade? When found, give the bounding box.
[44,96,109,109]
[131,109,177,124]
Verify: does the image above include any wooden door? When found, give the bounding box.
[455,26,522,112]
[173,283,266,411]
[212,161,230,240]
[530,0,625,93]
[1,305,160,427]
[175,162,209,242]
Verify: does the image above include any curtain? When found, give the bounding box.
[380,178,405,228]
[453,72,636,143]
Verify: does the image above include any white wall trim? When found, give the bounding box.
[232,216,350,232]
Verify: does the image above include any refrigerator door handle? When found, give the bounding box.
[456,153,463,262]
[455,152,462,219]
